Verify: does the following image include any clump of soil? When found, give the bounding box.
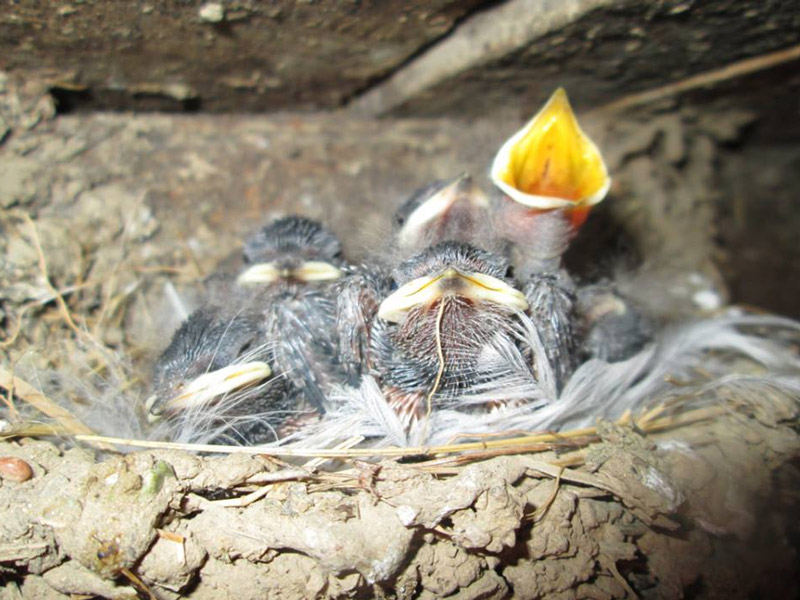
[1,403,799,598]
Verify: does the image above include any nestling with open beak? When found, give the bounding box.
[146,307,289,445]
[490,88,649,366]
[490,87,610,276]
[371,241,550,428]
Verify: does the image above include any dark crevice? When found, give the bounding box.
[50,85,203,115]
[50,86,94,114]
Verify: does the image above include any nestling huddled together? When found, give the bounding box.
[144,89,654,446]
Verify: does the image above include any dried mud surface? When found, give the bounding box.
[0,0,490,112]
[1,74,800,598]
[1,402,799,599]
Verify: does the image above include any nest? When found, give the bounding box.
[2,74,800,599]
[6,228,798,600]
[1,377,799,599]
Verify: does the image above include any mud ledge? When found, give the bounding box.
[1,394,799,599]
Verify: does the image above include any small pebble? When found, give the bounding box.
[0,456,33,482]
[199,2,225,23]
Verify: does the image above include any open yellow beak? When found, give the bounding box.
[490,88,610,228]
[237,261,343,285]
[377,268,528,323]
[146,360,272,422]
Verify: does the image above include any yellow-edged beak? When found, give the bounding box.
[237,261,343,285]
[398,174,489,249]
[146,360,272,422]
[377,268,528,323]
[490,88,610,227]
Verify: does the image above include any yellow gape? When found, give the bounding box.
[491,88,610,227]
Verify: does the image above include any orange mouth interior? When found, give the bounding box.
[493,88,609,227]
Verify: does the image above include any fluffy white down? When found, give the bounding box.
[27,311,800,450]
[295,311,800,448]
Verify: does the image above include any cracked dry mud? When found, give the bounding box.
[1,409,799,599]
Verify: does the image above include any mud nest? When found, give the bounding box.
[1,393,799,599]
[1,74,800,599]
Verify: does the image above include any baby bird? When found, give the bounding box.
[389,172,580,391]
[145,307,288,445]
[393,174,497,254]
[236,216,348,414]
[326,175,498,388]
[575,283,653,362]
[243,217,390,388]
[371,241,546,428]
[146,216,351,444]
[490,88,648,367]
[490,88,610,277]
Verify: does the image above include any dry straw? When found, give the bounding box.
[2,365,728,470]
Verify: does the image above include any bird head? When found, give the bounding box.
[490,88,610,231]
[394,174,491,251]
[237,216,344,286]
[377,241,528,323]
[145,309,273,424]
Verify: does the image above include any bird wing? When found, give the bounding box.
[266,290,339,414]
[333,265,390,384]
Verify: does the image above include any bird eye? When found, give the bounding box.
[389,280,399,292]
